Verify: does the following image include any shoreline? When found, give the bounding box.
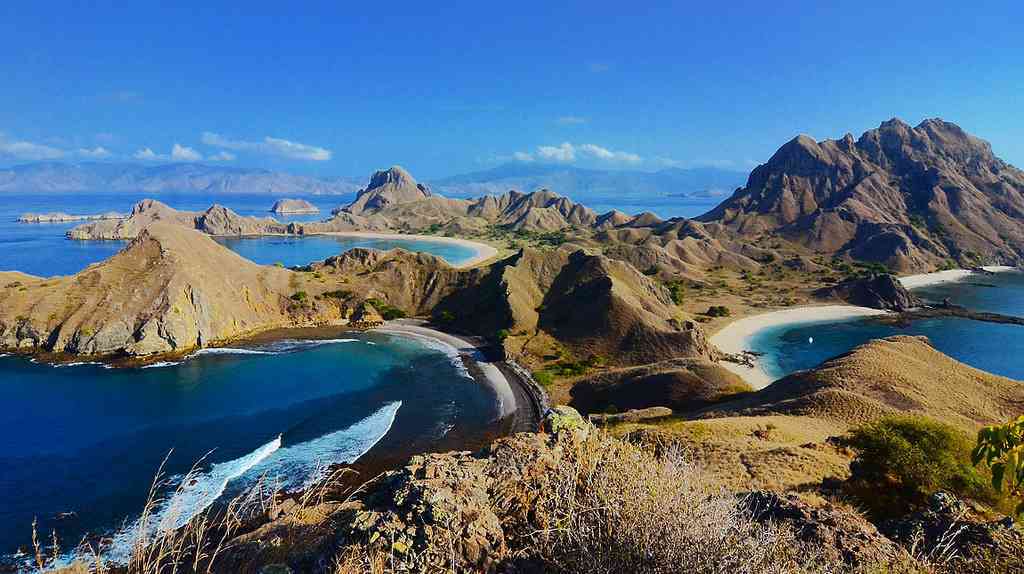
[319,231,499,268]
[899,265,1019,289]
[710,305,888,389]
[373,319,525,424]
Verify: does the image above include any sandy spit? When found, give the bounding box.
[374,319,517,420]
[710,305,888,390]
[320,231,498,268]
[899,266,1019,289]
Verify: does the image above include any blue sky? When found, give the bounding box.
[0,1,1021,179]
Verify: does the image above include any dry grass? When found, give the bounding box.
[492,431,834,573]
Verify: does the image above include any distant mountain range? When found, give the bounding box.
[0,161,749,200]
[0,162,363,195]
[431,163,747,199]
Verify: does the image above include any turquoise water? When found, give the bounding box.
[749,271,1024,382]
[0,332,497,559]
[214,235,478,268]
[0,193,479,276]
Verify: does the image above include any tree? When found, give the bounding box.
[973,415,1024,516]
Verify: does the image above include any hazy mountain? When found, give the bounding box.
[0,162,362,195]
[430,163,747,199]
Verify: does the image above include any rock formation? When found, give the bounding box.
[270,198,319,214]
[699,118,1024,272]
[67,199,289,239]
[814,273,922,310]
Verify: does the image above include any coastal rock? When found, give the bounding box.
[814,273,922,310]
[698,118,1024,272]
[270,198,319,214]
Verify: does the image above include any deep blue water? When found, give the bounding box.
[749,271,1024,382]
[0,332,496,559]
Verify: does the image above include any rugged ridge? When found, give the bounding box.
[699,118,1024,271]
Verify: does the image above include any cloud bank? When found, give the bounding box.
[201,132,331,161]
[514,142,642,164]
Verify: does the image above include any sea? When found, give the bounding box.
[0,191,498,563]
[2,191,1021,563]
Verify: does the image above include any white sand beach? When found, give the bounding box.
[322,231,498,268]
[375,319,517,419]
[711,305,888,389]
[899,266,1019,289]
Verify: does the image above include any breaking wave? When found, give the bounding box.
[92,401,401,566]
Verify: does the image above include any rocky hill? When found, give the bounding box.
[0,223,306,356]
[699,118,1024,272]
[699,335,1024,431]
[270,198,319,214]
[67,199,291,239]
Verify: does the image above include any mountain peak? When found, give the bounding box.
[344,166,431,215]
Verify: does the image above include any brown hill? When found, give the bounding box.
[0,223,307,356]
[343,165,433,215]
[68,199,289,239]
[699,118,1024,271]
[699,335,1024,431]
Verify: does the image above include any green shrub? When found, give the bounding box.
[436,310,456,324]
[533,370,554,387]
[665,280,686,305]
[290,291,308,302]
[495,328,511,342]
[366,298,406,320]
[841,416,998,519]
[973,415,1024,516]
[322,289,352,300]
[705,305,731,317]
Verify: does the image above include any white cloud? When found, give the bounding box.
[580,143,641,163]
[0,134,65,160]
[207,151,236,162]
[77,146,111,159]
[201,132,332,161]
[171,143,202,162]
[537,142,576,162]
[512,151,534,162]
[133,147,164,161]
[557,116,589,125]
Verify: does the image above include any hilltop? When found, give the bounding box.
[699,118,1024,272]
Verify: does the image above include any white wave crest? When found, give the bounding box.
[101,435,282,565]
[243,401,402,491]
[140,361,182,369]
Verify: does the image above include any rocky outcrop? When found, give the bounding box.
[270,198,319,214]
[699,118,1024,272]
[741,491,911,568]
[814,273,922,310]
[881,492,1022,564]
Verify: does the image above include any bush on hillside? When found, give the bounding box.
[841,415,998,520]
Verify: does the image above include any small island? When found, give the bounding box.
[270,198,319,214]
[17,211,124,223]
